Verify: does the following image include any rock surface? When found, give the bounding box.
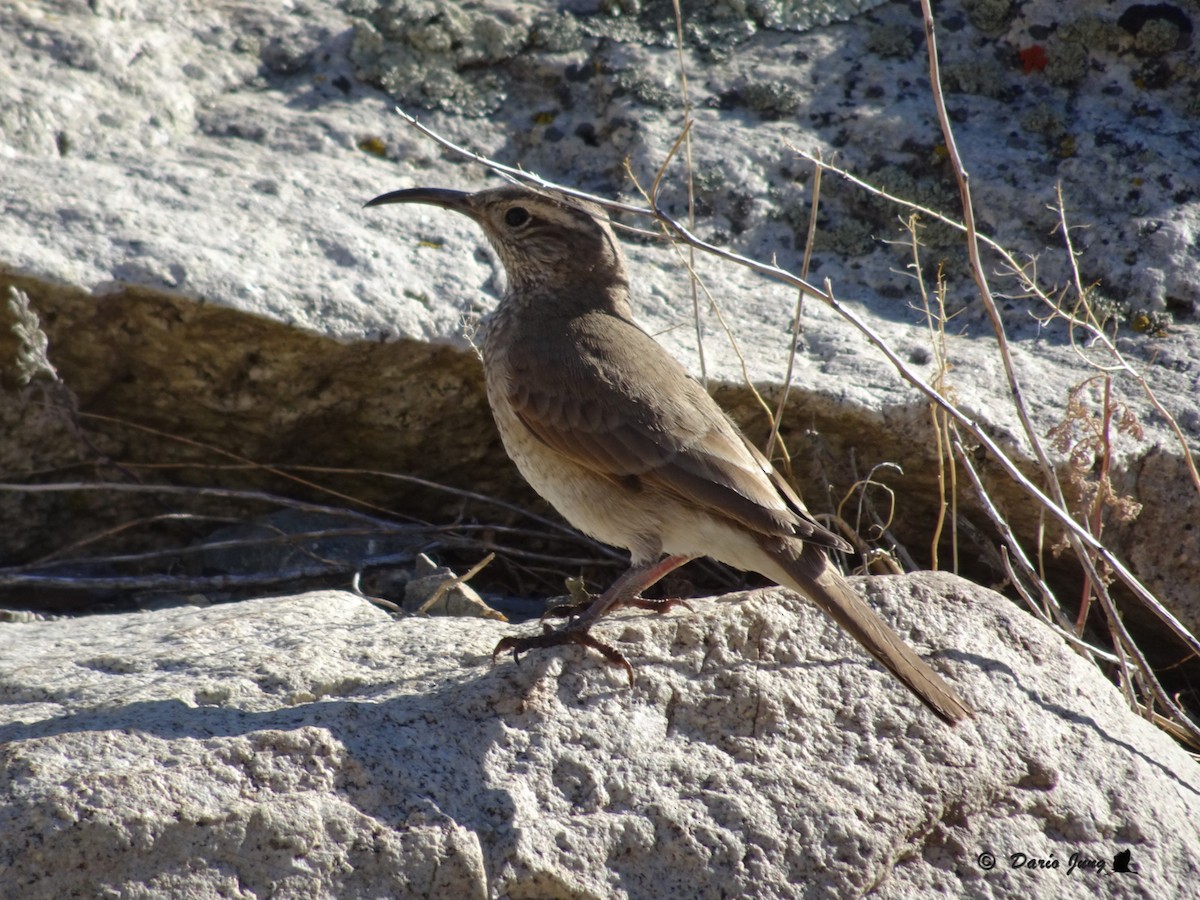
[1,573,1196,898]
[2,4,1199,894]
[2,0,1200,624]
[1,0,1197,622]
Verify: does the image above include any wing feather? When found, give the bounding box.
[507,311,850,552]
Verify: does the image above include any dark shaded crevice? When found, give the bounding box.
[3,271,1198,720]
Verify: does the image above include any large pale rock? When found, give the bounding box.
[1,0,1198,620]
[1,573,1196,897]
[1,11,1198,881]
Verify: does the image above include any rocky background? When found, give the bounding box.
[2,0,1198,614]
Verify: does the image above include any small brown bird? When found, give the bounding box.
[367,184,972,724]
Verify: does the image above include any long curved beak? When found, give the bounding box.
[364,187,476,217]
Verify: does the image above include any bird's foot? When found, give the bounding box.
[492,624,635,687]
[541,593,692,623]
[492,556,695,687]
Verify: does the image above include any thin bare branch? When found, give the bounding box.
[415,551,496,615]
[767,156,824,467]
[385,107,1200,664]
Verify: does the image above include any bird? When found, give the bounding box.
[366,184,972,724]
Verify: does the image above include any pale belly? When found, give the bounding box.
[477,310,773,578]
[485,375,666,561]
[483,376,772,579]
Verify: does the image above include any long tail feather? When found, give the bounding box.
[762,536,973,724]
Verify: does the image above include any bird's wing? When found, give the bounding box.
[505,311,849,551]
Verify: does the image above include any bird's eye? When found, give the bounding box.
[504,207,531,228]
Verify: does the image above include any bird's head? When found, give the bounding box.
[366,185,629,298]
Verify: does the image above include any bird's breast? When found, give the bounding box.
[478,332,665,562]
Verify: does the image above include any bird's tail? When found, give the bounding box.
[760,536,973,724]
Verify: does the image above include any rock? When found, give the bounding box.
[402,552,506,619]
[1,0,1198,627]
[1,10,1198,884]
[1,573,1196,897]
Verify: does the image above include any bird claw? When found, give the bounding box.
[492,625,635,688]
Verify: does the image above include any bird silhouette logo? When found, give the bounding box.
[1112,848,1133,873]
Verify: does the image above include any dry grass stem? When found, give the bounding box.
[391,107,1196,653]
[382,12,1199,740]
[767,155,824,473]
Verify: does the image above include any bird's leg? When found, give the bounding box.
[541,561,694,622]
[493,554,692,685]
[540,592,694,622]
[567,554,693,626]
